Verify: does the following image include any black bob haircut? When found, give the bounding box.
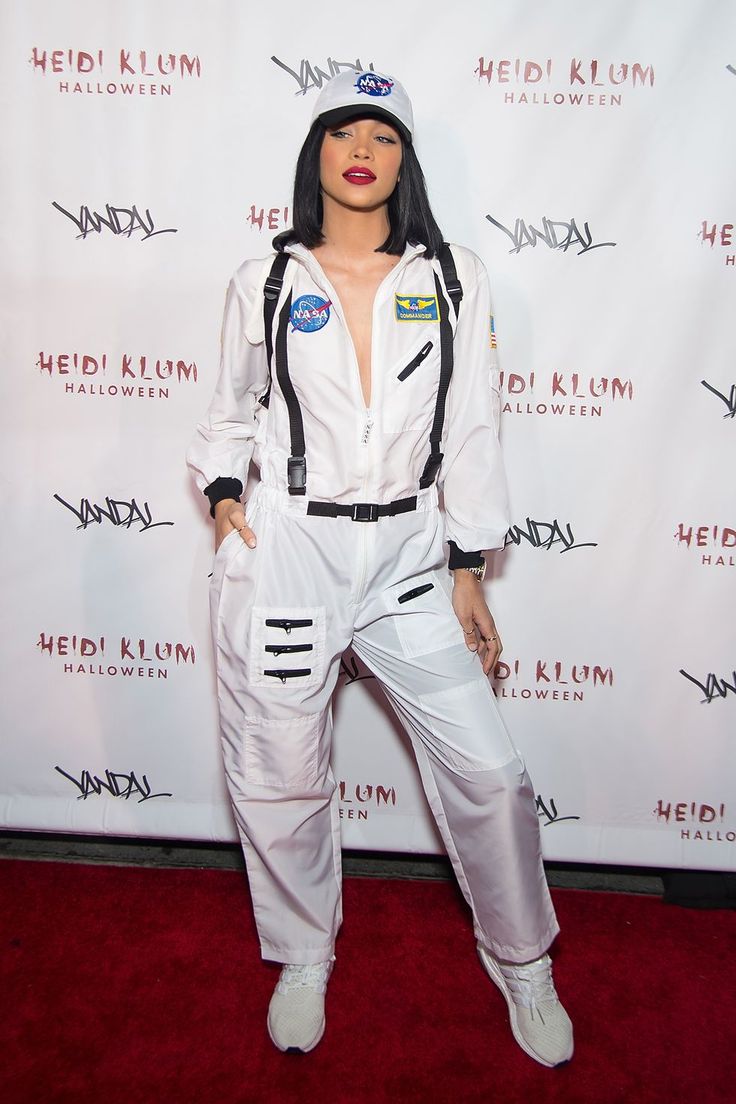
[272,118,445,259]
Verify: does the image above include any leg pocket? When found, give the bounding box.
[250,606,326,688]
[244,711,322,789]
[390,572,461,658]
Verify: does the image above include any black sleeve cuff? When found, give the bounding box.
[447,541,484,570]
[204,477,243,519]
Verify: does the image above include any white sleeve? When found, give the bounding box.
[186,265,270,495]
[440,252,511,553]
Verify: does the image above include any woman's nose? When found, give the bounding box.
[351,143,373,160]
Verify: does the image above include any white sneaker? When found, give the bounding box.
[267,959,334,1053]
[477,944,574,1067]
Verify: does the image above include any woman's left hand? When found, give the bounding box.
[451,572,503,676]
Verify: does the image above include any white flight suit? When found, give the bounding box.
[187,241,559,965]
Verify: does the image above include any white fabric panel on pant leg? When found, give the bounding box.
[351,575,559,962]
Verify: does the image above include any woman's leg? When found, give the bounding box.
[351,565,559,963]
[209,501,350,965]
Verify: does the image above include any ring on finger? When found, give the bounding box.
[463,628,475,636]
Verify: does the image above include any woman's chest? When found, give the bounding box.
[285,264,447,428]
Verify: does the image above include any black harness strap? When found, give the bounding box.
[438,241,463,320]
[419,271,454,489]
[274,292,308,495]
[259,251,290,409]
[418,243,463,489]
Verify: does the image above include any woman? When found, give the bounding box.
[187,69,573,1066]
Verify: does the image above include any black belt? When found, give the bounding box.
[306,496,418,522]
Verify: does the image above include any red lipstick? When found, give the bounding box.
[342,168,377,185]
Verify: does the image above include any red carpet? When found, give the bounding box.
[1,858,734,1104]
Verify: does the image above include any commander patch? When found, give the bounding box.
[395,294,439,322]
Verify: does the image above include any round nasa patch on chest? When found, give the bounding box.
[290,295,332,333]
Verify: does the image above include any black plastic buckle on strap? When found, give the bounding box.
[444,277,463,306]
[264,276,284,301]
[287,456,307,496]
[351,502,380,523]
[419,453,443,489]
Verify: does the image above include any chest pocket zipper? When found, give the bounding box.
[397,341,434,381]
[397,582,435,604]
[264,643,313,657]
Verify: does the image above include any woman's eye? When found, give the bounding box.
[376,135,397,144]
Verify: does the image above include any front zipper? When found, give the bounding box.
[361,411,374,446]
[398,340,433,381]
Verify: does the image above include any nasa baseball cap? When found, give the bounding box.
[311,70,414,143]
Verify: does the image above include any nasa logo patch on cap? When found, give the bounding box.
[354,72,394,98]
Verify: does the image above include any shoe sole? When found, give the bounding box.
[267,1012,325,1055]
[476,945,573,1068]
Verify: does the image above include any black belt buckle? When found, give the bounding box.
[352,502,379,523]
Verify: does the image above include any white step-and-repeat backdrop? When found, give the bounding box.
[1,0,734,870]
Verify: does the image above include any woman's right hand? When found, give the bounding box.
[214,498,256,552]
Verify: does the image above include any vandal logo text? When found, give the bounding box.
[679,667,736,704]
[271,55,374,96]
[505,518,597,554]
[53,201,176,240]
[55,765,173,803]
[54,493,174,533]
[486,214,615,256]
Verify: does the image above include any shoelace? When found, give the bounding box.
[277,961,333,996]
[499,954,558,1015]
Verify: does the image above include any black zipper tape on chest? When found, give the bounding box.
[265,618,313,634]
[397,582,435,604]
[264,643,314,656]
[398,340,433,381]
[263,668,312,683]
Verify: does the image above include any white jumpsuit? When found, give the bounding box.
[187,241,560,965]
